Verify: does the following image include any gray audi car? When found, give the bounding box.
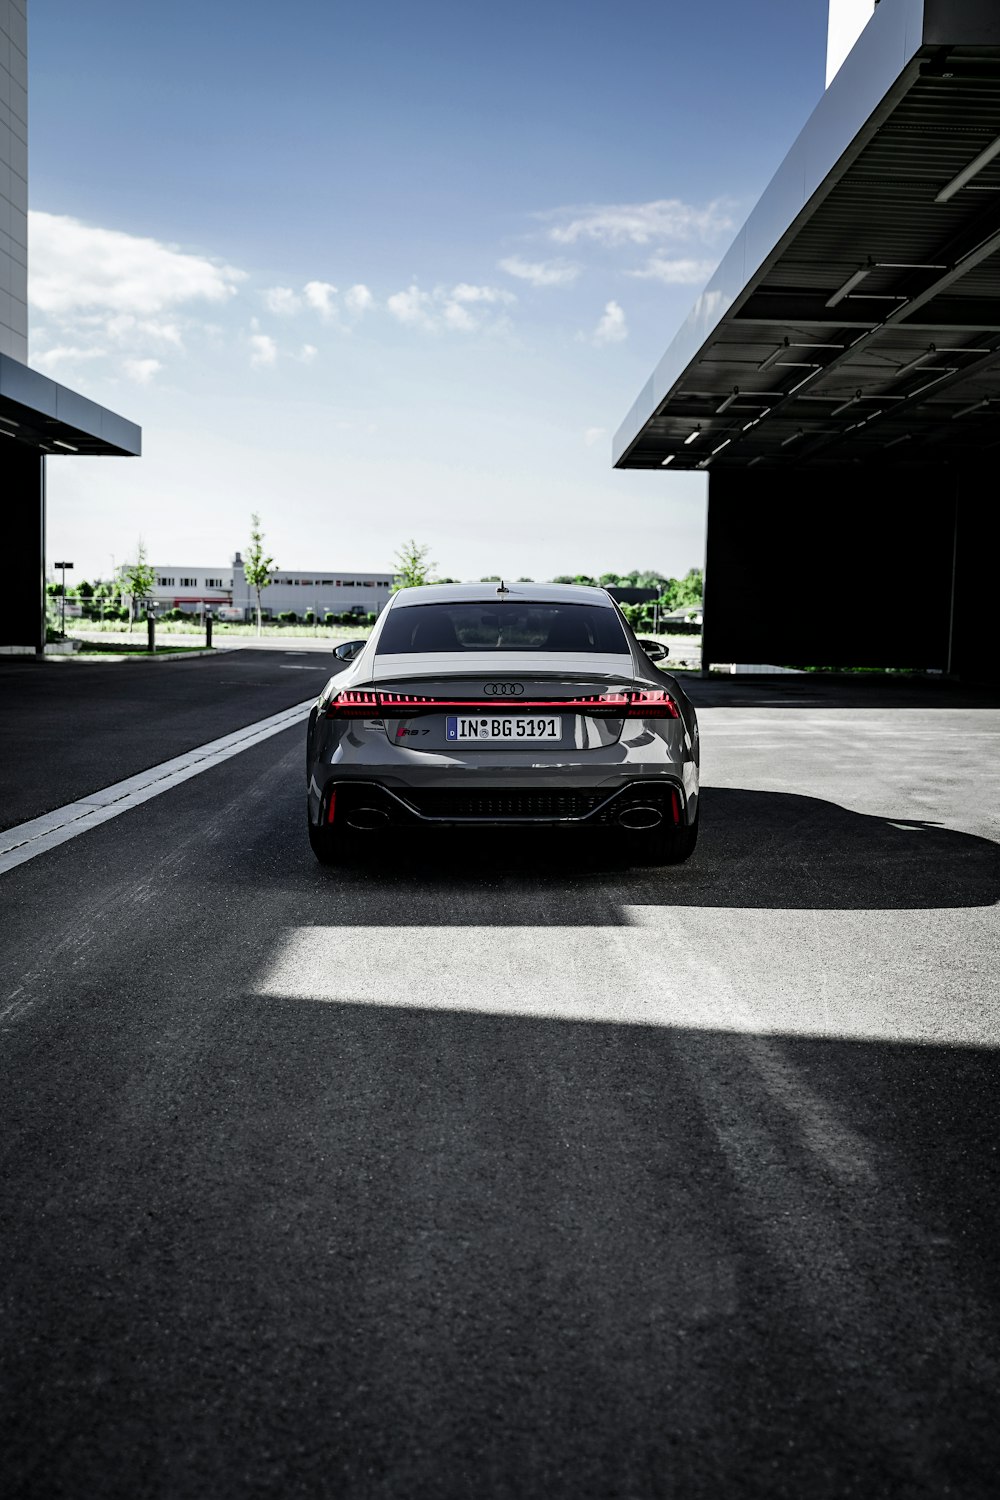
[305,582,699,865]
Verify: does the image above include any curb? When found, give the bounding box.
[57,647,239,663]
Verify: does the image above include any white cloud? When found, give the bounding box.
[583,426,607,447]
[542,198,734,248]
[28,210,245,315]
[263,286,303,315]
[627,256,718,285]
[103,313,184,347]
[592,300,627,345]
[299,343,319,363]
[449,283,515,305]
[387,284,435,328]
[124,357,163,385]
[304,280,339,319]
[31,345,106,374]
[387,282,514,334]
[499,255,580,288]
[344,283,374,315]
[249,333,278,368]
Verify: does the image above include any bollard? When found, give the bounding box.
[206,614,213,649]
[147,611,155,654]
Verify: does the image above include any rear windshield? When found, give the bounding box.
[376,602,629,654]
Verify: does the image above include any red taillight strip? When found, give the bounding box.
[377,691,631,710]
[325,689,679,719]
[324,689,380,718]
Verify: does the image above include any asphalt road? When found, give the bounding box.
[1,663,999,1498]
[0,649,338,830]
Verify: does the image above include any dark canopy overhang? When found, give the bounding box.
[614,0,1000,473]
[0,354,141,457]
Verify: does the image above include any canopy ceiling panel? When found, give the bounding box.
[614,0,1000,473]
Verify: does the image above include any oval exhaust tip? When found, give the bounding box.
[346,806,390,831]
[618,805,662,831]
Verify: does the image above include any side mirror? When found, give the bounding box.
[333,639,367,662]
[637,638,669,661]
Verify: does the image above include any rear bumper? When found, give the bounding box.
[314,777,691,831]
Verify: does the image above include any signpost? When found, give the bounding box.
[53,561,73,637]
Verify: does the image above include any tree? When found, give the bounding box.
[674,568,703,607]
[244,512,276,637]
[119,540,156,632]
[480,575,502,582]
[392,539,434,591]
[516,576,534,582]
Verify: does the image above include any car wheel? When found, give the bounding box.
[307,803,354,865]
[628,810,699,866]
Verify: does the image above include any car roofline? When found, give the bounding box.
[388,583,616,607]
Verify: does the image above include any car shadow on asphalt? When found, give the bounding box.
[303,786,1000,914]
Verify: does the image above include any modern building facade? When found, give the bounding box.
[614,0,1000,680]
[148,556,394,619]
[1,0,141,654]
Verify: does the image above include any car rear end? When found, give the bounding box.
[306,586,699,863]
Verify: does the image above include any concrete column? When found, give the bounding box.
[3,447,46,653]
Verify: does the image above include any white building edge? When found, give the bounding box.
[147,555,395,620]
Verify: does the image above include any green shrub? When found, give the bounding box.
[277,611,298,623]
[323,612,337,625]
[304,610,315,625]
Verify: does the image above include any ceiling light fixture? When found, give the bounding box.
[781,429,804,447]
[936,133,1000,203]
[711,438,732,456]
[757,339,790,372]
[51,439,79,452]
[660,454,675,466]
[716,389,740,414]
[826,262,874,308]
[908,369,957,400]
[832,390,864,417]
[684,429,700,445]
[895,346,937,378]
[787,367,824,396]
[952,397,992,419]
[884,434,913,448]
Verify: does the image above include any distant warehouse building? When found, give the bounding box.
[149,554,394,620]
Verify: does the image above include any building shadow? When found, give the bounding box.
[1,994,998,1498]
[683,674,1000,710]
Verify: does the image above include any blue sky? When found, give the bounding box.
[30,0,829,582]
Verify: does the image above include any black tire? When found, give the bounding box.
[308,809,354,866]
[628,810,699,867]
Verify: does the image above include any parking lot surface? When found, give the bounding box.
[0,669,998,1497]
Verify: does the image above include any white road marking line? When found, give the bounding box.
[0,697,317,878]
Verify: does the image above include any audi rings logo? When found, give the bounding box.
[483,682,524,696]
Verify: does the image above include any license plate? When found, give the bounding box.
[446,715,562,742]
